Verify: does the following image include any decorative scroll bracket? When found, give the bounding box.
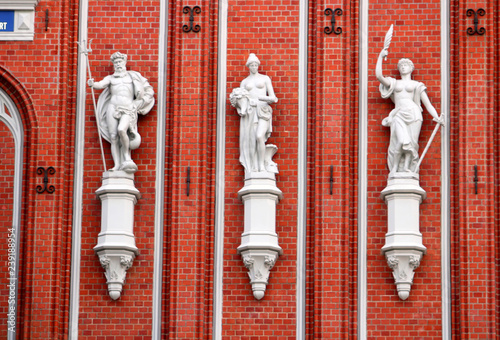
[182,6,201,33]
[36,166,55,194]
[324,8,343,35]
[466,8,485,35]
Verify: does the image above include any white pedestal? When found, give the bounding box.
[94,171,140,300]
[381,178,426,300]
[237,172,283,300]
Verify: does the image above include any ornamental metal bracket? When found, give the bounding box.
[182,6,201,33]
[466,8,485,35]
[36,166,55,194]
[324,8,343,35]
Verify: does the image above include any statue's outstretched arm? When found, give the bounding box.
[88,76,111,90]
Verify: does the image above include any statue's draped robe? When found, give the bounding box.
[238,94,273,173]
[380,77,426,172]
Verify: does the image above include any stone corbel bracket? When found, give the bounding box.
[94,171,140,300]
[381,178,426,300]
[237,173,283,300]
[384,251,423,300]
[97,251,136,300]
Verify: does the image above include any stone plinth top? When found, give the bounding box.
[96,171,141,199]
[381,178,426,201]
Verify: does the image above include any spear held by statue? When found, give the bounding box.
[77,38,107,172]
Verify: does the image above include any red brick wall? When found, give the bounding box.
[496,0,500,334]
[306,0,359,338]
[160,1,218,338]
[450,0,499,337]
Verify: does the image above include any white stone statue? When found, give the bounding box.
[88,52,155,173]
[230,53,278,175]
[377,25,446,300]
[376,31,444,177]
[230,54,283,300]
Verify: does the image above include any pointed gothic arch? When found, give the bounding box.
[0,68,37,339]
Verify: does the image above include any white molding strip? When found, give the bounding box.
[440,0,451,338]
[213,0,228,338]
[358,0,368,339]
[0,0,39,10]
[68,0,89,338]
[0,90,23,340]
[151,0,169,338]
[296,0,308,338]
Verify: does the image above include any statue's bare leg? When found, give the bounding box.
[117,114,132,162]
[391,154,401,175]
[390,141,403,175]
[107,106,120,171]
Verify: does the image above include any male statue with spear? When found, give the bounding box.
[80,41,155,174]
[376,25,445,177]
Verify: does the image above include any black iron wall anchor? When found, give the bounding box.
[324,8,343,35]
[36,167,55,194]
[186,167,191,196]
[473,165,478,195]
[45,9,49,31]
[466,8,486,35]
[182,6,201,33]
[329,165,334,195]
